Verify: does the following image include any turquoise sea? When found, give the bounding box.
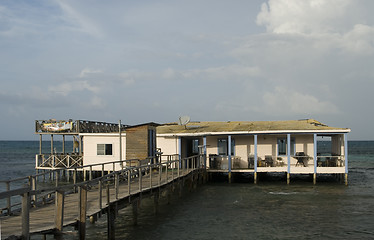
[0,141,374,239]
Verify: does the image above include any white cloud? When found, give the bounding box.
[48,80,101,96]
[79,68,103,78]
[256,0,352,35]
[260,87,340,115]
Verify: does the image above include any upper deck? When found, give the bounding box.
[35,119,128,135]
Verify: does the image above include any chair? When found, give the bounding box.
[295,152,308,167]
[265,155,275,167]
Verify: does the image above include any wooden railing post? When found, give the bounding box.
[89,166,93,181]
[78,185,87,240]
[107,203,116,240]
[159,164,162,186]
[6,181,11,215]
[128,170,131,195]
[99,180,103,210]
[55,170,59,187]
[115,173,119,200]
[164,160,168,182]
[21,190,30,240]
[139,167,142,192]
[150,167,152,188]
[73,168,77,193]
[55,190,65,233]
[31,176,37,205]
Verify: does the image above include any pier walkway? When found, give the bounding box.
[0,155,205,239]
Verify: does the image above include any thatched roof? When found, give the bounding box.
[157,119,350,136]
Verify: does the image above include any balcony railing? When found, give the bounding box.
[36,154,83,169]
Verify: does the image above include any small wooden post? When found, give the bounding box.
[83,168,87,182]
[178,180,183,198]
[313,173,317,185]
[99,180,103,210]
[287,173,290,185]
[89,166,93,181]
[228,172,232,184]
[149,167,152,188]
[154,192,159,214]
[51,134,54,155]
[167,186,172,204]
[39,134,42,155]
[73,169,77,193]
[55,170,59,187]
[128,170,131,195]
[55,190,65,233]
[6,181,11,215]
[31,176,37,205]
[106,183,110,205]
[345,173,348,186]
[62,135,65,154]
[21,191,30,240]
[107,204,116,240]
[115,173,119,200]
[78,186,87,240]
[159,164,162,186]
[132,199,139,225]
[139,167,142,192]
[165,161,168,182]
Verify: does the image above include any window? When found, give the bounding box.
[277,138,295,156]
[97,144,112,155]
[218,138,235,155]
[192,139,199,154]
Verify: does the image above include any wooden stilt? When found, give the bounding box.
[78,186,87,240]
[345,173,348,186]
[21,191,30,240]
[254,172,257,184]
[154,192,159,214]
[107,204,116,240]
[313,173,317,185]
[132,199,139,226]
[287,173,290,185]
[55,190,65,233]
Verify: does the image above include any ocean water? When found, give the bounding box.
[1,141,374,239]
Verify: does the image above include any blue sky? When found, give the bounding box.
[1,0,374,140]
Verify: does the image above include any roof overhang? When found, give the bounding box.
[157,129,351,137]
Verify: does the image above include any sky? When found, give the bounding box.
[1,0,374,140]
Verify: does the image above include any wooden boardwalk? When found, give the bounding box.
[1,162,203,239]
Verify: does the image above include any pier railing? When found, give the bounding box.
[209,154,345,170]
[0,154,204,218]
[36,153,84,169]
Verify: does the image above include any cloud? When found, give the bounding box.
[260,87,340,116]
[256,0,352,35]
[55,0,102,37]
[48,80,101,96]
[79,68,103,78]
[255,0,374,56]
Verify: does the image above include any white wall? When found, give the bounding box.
[82,133,318,169]
[82,134,126,171]
[157,136,178,156]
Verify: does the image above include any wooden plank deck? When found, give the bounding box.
[0,168,194,239]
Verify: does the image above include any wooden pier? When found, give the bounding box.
[0,155,206,240]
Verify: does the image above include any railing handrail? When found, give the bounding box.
[1,154,180,184]
[0,154,203,200]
